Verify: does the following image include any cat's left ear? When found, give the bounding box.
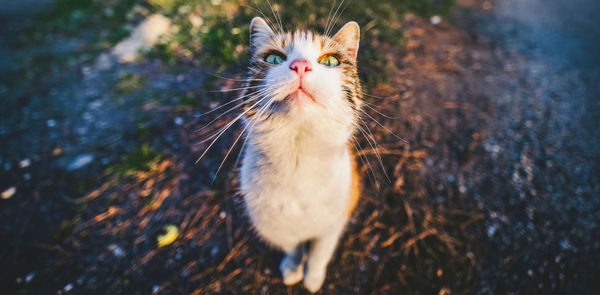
[250,17,275,54]
[332,21,360,62]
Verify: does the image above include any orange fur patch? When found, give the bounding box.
[346,146,361,217]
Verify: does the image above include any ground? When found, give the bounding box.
[1,0,599,294]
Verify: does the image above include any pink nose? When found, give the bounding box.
[289,59,312,78]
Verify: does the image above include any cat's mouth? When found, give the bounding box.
[293,87,314,101]
[284,86,323,108]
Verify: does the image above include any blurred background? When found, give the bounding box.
[1,0,599,294]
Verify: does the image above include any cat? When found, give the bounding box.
[239,17,363,292]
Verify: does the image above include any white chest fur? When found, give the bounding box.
[240,116,353,251]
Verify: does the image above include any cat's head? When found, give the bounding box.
[242,17,363,128]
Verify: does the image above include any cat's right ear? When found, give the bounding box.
[250,17,275,54]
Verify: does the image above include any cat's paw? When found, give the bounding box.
[303,272,326,293]
[280,255,304,286]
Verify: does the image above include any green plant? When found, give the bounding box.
[110,144,163,178]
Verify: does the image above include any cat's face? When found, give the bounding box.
[242,17,362,125]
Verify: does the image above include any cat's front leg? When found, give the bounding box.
[303,225,345,292]
[280,242,307,285]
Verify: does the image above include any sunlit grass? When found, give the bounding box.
[108,144,164,179]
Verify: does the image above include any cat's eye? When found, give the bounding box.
[265,53,285,65]
[318,54,340,67]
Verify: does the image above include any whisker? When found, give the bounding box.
[245,3,281,34]
[363,92,401,100]
[211,124,249,182]
[265,0,284,35]
[327,0,353,37]
[211,91,277,181]
[231,95,276,173]
[362,101,403,119]
[192,88,271,133]
[195,84,274,120]
[195,92,273,164]
[360,109,409,143]
[195,96,248,118]
[324,0,337,37]
[206,84,267,93]
[351,138,378,187]
[208,72,268,83]
[356,117,391,183]
[325,0,345,37]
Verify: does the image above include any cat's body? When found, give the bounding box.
[239,17,363,292]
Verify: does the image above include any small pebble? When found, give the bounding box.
[19,159,31,168]
[211,245,219,256]
[1,186,16,199]
[25,272,35,283]
[447,175,456,183]
[108,244,125,257]
[82,112,93,121]
[67,154,94,171]
[174,117,184,126]
[53,148,63,156]
[430,15,442,25]
[63,283,73,292]
[487,224,498,237]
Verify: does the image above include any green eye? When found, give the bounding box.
[265,54,285,65]
[319,55,340,67]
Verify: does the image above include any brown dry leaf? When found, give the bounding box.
[94,206,124,222]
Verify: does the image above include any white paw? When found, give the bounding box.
[280,256,304,286]
[303,272,326,293]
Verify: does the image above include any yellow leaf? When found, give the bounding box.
[157,225,179,248]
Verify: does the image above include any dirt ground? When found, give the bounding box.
[1,0,599,294]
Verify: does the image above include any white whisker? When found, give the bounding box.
[193,87,272,133]
[211,90,278,181]
[206,84,267,93]
[195,92,273,164]
[360,109,409,143]
[324,0,337,37]
[265,0,284,34]
[362,100,403,119]
[325,0,345,37]
[356,117,391,183]
[350,138,378,187]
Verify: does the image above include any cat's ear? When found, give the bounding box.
[332,21,360,62]
[250,17,275,53]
